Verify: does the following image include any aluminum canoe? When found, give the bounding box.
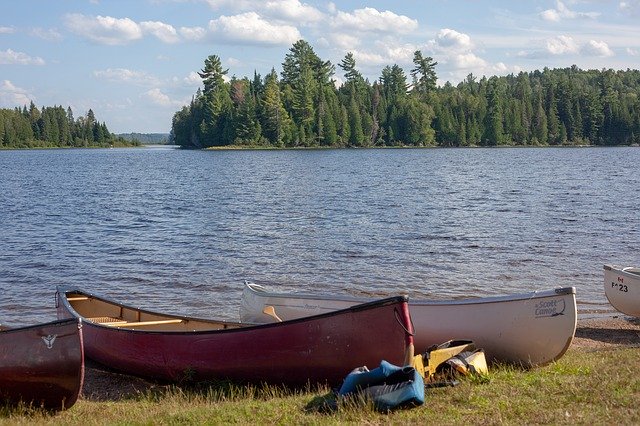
[241,282,577,366]
[604,264,640,317]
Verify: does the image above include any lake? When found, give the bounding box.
[0,146,638,327]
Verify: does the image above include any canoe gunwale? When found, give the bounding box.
[0,317,80,335]
[244,282,576,307]
[604,264,640,277]
[56,285,409,335]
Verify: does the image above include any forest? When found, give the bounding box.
[171,40,640,149]
[0,104,139,149]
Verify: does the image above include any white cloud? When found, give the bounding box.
[140,21,180,43]
[203,0,256,10]
[0,80,33,107]
[29,27,63,42]
[540,0,600,22]
[517,36,615,59]
[627,47,639,56]
[432,28,473,52]
[546,35,580,55]
[145,88,173,106]
[64,14,143,45]
[179,26,207,41]
[379,42,417,63]
[493,62,508,73]
[321,33,361,50]
[332,7,418,34]
[0,48,45,65]
[582,40,614,57]
[350,39,416,67]
[426,28,488,72]
[184,71,202,85]
[450,52,487,69]
[264,0,324,23]
[208,12,301,45]
[94,68,160,85]
[65,14,188,44]
[351,50,387,66]
[540,9,561,22]
[619,1,640,15]
[144,88,188,108]
[0,26,15,34]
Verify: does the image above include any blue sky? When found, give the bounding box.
[1,1,639,133]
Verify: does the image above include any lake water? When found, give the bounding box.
[1,146,638,327]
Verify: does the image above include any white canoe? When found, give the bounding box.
[604,264,640,317]
[241,283,577,366]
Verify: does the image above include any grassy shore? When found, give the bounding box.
[2,316,639,425]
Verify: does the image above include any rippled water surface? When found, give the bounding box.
[1,146,638,326]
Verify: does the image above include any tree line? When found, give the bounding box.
[171,40,640,148]
[0,103,139,149]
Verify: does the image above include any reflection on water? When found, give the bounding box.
[0,147,638,326]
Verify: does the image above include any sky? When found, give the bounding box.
[1,1,640,134]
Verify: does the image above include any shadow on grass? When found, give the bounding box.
[81,359,332,404]
[575,327,640,346]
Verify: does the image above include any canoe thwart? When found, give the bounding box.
[86,317,185,327]
[111,319,185,327]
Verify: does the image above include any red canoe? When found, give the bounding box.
[0,318,84,410]
[55,286,413,386]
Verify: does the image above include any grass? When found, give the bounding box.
[2,346,639,425]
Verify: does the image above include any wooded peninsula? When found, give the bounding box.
[171,40,640,149]
[0,106,139,149]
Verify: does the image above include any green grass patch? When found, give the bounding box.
[2,347,639,425]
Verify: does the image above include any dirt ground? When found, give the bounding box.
[79,315,640,402]
[572,315,640,349]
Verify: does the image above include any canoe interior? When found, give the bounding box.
[66,292,245,332]
[622,267,640,276]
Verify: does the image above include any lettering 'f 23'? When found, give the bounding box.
[534,298,566,318]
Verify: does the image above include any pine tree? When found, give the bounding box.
[410,50,438,96]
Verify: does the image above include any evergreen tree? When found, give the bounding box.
[198,55,232,146]
[410,51,438,96]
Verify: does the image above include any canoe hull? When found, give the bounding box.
[56,288,413,386]
[604,264,640,317]
[241,283,577,366]
[0,318,84,410]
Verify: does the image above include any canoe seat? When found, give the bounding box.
[112,319,185,327]
[67,296,90,301]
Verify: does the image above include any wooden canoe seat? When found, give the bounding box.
[112,319,184,327]
[67,296,90,301]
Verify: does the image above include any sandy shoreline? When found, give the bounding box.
[79,315,640,402]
